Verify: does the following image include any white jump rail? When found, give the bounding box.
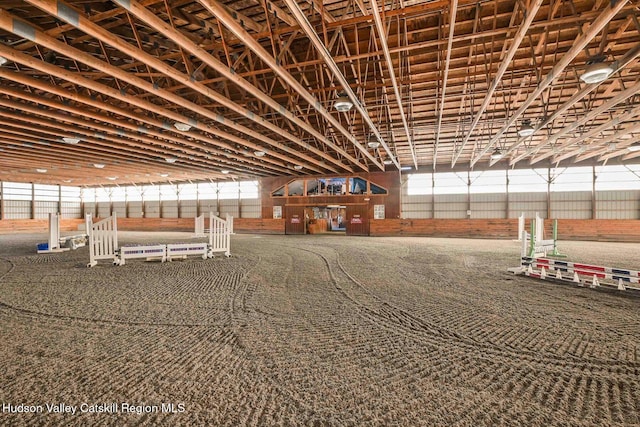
[86,213,118,267]
[209,212,231,257]
[516,257,640,291]
[166,242,209,261]
[37,213,69,254]
[118,245,167,265]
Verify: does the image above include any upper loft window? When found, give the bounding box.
[287,180,304,196]
[350,177,367,194]
[271,176,388,197]
[370,182,388,195]
[272,185,285,197]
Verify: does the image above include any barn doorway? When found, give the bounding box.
[306,206,346,234]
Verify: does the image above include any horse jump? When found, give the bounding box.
[86,212,231,267]
[514,256,640,292]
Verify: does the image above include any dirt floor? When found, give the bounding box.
[0,231,639,426]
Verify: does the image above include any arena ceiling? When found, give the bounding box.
[0,0,639,186]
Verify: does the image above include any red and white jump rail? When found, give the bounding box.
[514,257,640,291]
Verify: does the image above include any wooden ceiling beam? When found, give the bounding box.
[0,68,289,175]
[369,0,417,169]
[451,0,543,166]
[506,42,640,166]
[195,0,373,171]
[470,0,629,167]
[102,0,353,173]
[16,3,330,175]
[530,101,640,164]
[281,0,395,168]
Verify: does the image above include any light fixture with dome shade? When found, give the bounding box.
[174,122,192,131]
[367,135,380,149]
[93,163,105,169]
[490,148,503,160]
[165,157,177,163]
[159,173,169,177]
[0,56,7,66]
[627,143,640,152]
[293,165,303,170]
[36,168,47,173]
[383,159,393,165]
[62,137,81,144]
[334,93,353,112]
[221,169,230,174]
[580,58,613,84]
[254,150,266,157]
[518,119,535,137]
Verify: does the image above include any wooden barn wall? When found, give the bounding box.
[260,172,401,220]
[115,218,284,234]
[1,216,639,241]
[0,218,84,234]
[369,219,640,242]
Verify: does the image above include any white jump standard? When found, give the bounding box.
[85,213,119,266]
[37,213,87,253]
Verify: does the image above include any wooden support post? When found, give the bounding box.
[505,169,510,219]
[546,168,551,219]
[31,183,35,220]
[58,184,62,216]
[592,165,597,219]
[0,181,4,220]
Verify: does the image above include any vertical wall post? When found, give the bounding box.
[0,181,4,220]
[31,183,35,219]
[546,168,552,219]
[505,169,510,219]
[58,184,62,216]
[196,183,201,217]
[177,184,182,219]
[592,165,597,219]
[431,173,436,219]
[467,170,471,218]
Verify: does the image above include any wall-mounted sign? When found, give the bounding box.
[374,204,385,220]
[350,214,362,224]
[291,215,300,224]
[273,206,282,219]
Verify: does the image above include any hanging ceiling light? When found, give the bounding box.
[580,60,613,84]
[367,135,380,149]
[106,176,117,180]
[490,148,503,160]
[518,119,535,137]
[0,56,8,66]
[174,122,192,131]
[627,143,640,152]
[293,165,303,170]
[254,150,266,157]
[220,169,230,174]
[159,173,169,177]
[62,137,81,144]
[36,168,47,173]
[165,157,177,163]
[93,163,105,169]
[334,93,353,112]
[383,159,394,165]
